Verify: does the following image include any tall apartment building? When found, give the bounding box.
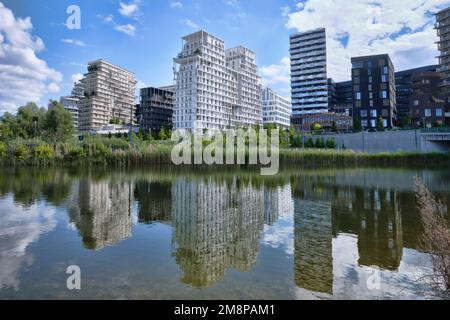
[395,65,438,125]
[290,28,328,128]
[262,87,291,128]
[351,54,397,129]
[139,86,174,132]
[59,81,85,130]
[173,31,262,131]
[78,60,137,131]
[436,7,450,95]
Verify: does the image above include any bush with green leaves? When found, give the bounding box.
[65,145,86,160]
[33,144,55,160]
[0,141,6,158]
[13,144,29,161]
[326,138,336,149]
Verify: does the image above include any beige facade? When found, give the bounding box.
[78,60,136,131]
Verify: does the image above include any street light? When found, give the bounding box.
[32,116,39,138]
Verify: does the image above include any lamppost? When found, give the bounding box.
[33,116,38,138]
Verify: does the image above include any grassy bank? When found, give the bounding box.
[1,138,449,168]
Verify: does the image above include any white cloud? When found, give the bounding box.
[285,0,450,81]
[97,14,114,24]
[260,56,291,87]
[181,19,199,29]
[170,1,183,8]
[71,73,83,84]
[119,0,141,19]
[61,38,86,47]
[0,2,62,115]
[114,24,136,36]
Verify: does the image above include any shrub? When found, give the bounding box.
[326,138,336,149]
[66,145,86,160]
[0,141,6,158]
[314,137,325,149]
[415,178,450,294]
[33,144,55,160]
[13,144,29,161]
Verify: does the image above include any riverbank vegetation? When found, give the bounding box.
[1,101,450,168]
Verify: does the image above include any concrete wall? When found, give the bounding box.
[317,130,450,154]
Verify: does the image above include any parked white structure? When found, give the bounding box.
[77,60,137,131]
[262,87,291,127]
[290,28,328,115]
[173,31,262,131]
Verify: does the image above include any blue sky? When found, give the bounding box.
[1,0,450,115]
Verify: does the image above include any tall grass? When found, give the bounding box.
[1,139,449,168]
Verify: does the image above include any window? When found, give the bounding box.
[368,84,372,91]
[380,90,387,99]
[368,69,372,76]
[383,99,390,106]
[355,101,362,107]
[370,100,374,107]
[369,92,373,99]
[354,77,360,84]
[383,119,388,128]
[436,108,443,117]
[352,62,363,69]
[361,110,368,118]
[353,69,360,76]
[382,109,389,117]
[371,119,376,127]
[355,92,361,100]
[369,76,373,83]
[379,59,386,66]
[383,66,389,74]
[361,120,368,128]
[425,109,432,117]
[368,61,373,68]
[381,74,387,82]
[371,109,377,118]
[413,99,419,106]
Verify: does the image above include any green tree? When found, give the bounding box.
[353,117,362,132]
[402,116,412,128]
[44,100,75,142]
[331,121,338,133]
[312,123,322,132]
[377,116,385,130]
[0,102,46,140]
[110,117,121,125]
[159,127,167,140]
[288,126,296,147]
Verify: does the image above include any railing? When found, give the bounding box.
[420,127,450,134]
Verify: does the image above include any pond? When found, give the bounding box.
[0,167,449,299]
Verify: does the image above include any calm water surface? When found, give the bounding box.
[0,167,449,300]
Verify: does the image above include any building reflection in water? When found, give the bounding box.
[134,181,172,223]
[68,178,134,250]
[294,199,333,294]
[264,184,293,225]
[171,178,265,288]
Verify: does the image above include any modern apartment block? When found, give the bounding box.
[436,7,450,95]
[59,81,85,130]
[262,87,291,128]
[290,28,328,123]
[139,86,174,132]
[410,71,446,127]
[351,54,397,129]
[173,31,262,131]
[77,60,137,131]
[334,80,353,116]
[395,65,438,125]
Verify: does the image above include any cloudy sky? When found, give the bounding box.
[0,0,449,115]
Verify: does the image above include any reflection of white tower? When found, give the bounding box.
[68,178,134,250]
[264,183,293,225]
[171,177,264,287]
[294,199,333,294]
